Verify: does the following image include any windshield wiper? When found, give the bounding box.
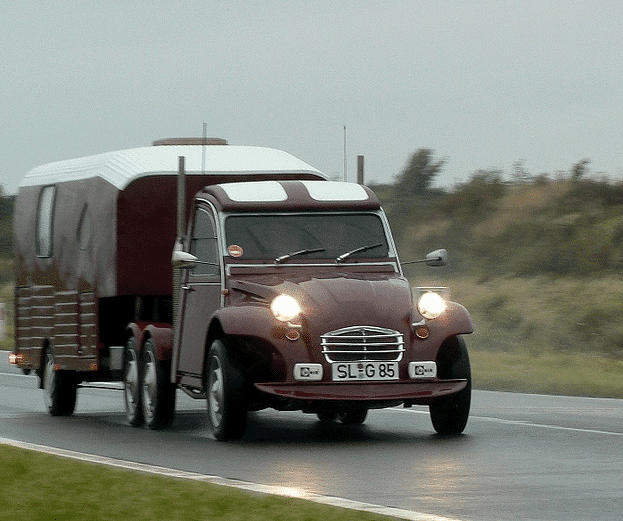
[275,247,326,264]
[336,242,383,263]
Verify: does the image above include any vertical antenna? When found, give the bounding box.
[201,122,207,178]
[343,125,347,182]
[177,156,186,239]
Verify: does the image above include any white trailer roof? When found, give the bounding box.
[20,145,325,190]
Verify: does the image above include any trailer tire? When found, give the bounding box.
[206,338,247,441]
[141,337,176,429]
[42,349,77,417]
[429,336,471,436]
[124,336,144,427]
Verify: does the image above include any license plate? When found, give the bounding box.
[332,361,399,381]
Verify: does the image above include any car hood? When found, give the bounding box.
[229,272,413,333]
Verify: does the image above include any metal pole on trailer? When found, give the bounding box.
[172,156,186,339]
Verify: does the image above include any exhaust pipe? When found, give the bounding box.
[171,156,186,379]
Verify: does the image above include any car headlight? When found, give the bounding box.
[417,291,447,319]
[270,294,301,322]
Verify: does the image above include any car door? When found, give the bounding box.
[176,204,222,378]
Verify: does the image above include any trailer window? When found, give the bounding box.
[77,204,93,251]
[36,185,56,257]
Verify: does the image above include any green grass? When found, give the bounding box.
[0,445,396,521]
[470,350,623,398]
[445,274,623,359]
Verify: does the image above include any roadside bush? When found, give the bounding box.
[446,276,623,360]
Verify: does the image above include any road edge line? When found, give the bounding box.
[0,437,463,521]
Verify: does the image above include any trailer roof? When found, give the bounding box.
[19,145,325,190]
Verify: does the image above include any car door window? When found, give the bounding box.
[189,207,219,277]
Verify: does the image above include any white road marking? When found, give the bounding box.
[391,407,623,437]
[0,371,36,378]
[0,437,465,521]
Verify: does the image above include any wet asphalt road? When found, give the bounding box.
[1,353,622,521]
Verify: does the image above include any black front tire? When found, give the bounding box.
[429,336,471,436]
[141,337,176,429]
[339,409,368,425]
[206,338,247,441]
[42,349,77,417]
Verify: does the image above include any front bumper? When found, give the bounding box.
[255,379,467,404]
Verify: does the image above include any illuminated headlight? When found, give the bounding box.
[270,294,301,322]
[417,291,447,319]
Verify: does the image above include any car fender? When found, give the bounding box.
[438,302,474,336]
[212,305,275,339]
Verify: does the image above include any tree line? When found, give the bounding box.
[372,149,623,278]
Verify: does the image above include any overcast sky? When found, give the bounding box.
[2,1,622,194]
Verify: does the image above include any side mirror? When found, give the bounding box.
[172,249,199,269]
[425,249,447,267]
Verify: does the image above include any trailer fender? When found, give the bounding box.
[125,322,145,347]
[142,324,174,362]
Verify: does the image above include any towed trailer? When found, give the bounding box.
[10,138,473,440]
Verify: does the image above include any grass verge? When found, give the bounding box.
[0,445,396,521]
[470,350,623,398]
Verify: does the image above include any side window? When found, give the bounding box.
[189,207,219,276]
[36,185,56,257]
[77,204,93,251]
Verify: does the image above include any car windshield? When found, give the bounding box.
[224,213,390,262]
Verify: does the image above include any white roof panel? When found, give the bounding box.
[220,181,289,202]
[301,181,369,201]
[19,145,325,190]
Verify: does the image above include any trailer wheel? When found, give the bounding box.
[123,336,143,427]
[206,339,247,441]
[42,349,77,416]
[429,336,471,436]
[141,337,176,429]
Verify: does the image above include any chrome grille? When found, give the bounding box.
[321,326,405,363]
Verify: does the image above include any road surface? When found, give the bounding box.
[1,353,622,521]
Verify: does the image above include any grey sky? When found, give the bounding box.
[2,1,622,194]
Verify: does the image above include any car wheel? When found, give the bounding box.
[42,349,77,416]
[339,409,368,425]
[206,338,247,441]
[141,337,176,429]
[124,336,143,427]
[317,411,337,422]
[429,336,471,435]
